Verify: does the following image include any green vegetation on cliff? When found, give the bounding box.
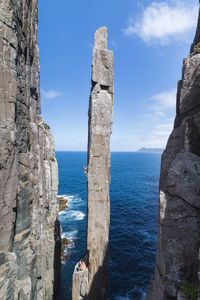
[181,281,198,300]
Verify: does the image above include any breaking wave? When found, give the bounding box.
[67,210,85,221]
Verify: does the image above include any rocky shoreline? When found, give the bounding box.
[57,195,73,263]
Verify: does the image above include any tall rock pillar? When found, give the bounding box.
[72,26,114,300]
[86,26,113,300]
[146,3,200,300]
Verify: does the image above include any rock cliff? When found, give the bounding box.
[72,26,114,300]
[146,4,200,300]
[0,0,60,299]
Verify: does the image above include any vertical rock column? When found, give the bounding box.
[87,26,113,300]
[72,26,114,300]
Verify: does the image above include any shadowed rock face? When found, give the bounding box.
[72,26,114,300]
[146,5,200,300]
[0,0,60,299]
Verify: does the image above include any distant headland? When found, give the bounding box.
[137,148,164,153]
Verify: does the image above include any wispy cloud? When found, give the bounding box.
[141,89,176,149]
[41,89,62,99]
[111,87,177,151]
[123,1,198,44]
[151,88,176,111]
[155,123,173,131]
[151,122,173,138]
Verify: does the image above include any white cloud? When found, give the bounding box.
[152,123,173,138]
[155,122,173,130]
[41,89,62,99]
[151,88,177,110]
[123,1,198,44]
[152,130,170,136]
[111,87,177,151]
[142,89,176,149]
[111,120,174,151]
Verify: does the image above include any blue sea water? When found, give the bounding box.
[56,151,161,300]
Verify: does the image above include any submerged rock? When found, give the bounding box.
[58,196,69,212]
[58,196,70,262]
[61,237,71,262]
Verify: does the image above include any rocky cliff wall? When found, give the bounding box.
[146,5,200,300]
[0,0,60,299]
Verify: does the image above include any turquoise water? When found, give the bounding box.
[56,151,161,300]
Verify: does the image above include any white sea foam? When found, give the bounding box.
[57,195,70,201]
[66,195,75,201]
[57,194,83,209]
[68,210,85,220]
[61,230,78,240]
[60,230,77,263]
[57,194,73,204]
[71,195,82,207]
[67,242,75,249]
[59,209,85,221]
[58,195,74,218]
[58,210,67,217]
[58,194,75,201]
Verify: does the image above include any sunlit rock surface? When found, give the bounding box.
[72,26,114,300]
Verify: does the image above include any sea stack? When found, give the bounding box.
[146,4,200,300]
[0,0,60,299]
[72,26,114,300]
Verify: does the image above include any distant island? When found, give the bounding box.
[138,148,164,153]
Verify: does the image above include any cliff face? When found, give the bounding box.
[0,0,60,299]
[146,6,200,300]
[72,26,114,300]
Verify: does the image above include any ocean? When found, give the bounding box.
[56,151,161,300]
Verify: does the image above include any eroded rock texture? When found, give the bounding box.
[0,0,60,299]
[72,26,113,300]
[146,5,200,300]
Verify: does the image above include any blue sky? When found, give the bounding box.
[38,0,199,151]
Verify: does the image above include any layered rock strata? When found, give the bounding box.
[146,5,200,300]
[72,26,114,300]
[0,0,60,299]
